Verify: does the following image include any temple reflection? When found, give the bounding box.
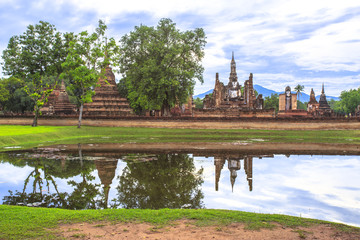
[203,154,274,192]
[2,149,276,208]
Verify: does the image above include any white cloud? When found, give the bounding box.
[1,0,360,96]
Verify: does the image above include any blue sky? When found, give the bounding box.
[0,0,359,97]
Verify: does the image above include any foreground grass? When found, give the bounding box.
[1,125,360,151]
[0,205,359,239]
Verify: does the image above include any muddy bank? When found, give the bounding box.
[1,117,360,130]
[38,142,360,156]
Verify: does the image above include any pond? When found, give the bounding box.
[0,146,359,227]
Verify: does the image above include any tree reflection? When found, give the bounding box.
[115,153,204,209]
[1,152,102,209]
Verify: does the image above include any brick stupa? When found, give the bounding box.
[41,80,76,115]
[83,66,133,117]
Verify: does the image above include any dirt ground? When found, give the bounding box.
[59,220,360,240]
[1,118,360,130]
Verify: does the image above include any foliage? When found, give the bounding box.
[0,80,10,109]
[294,84,305,100]
[264,93,279,113]
[61,20,119,128]
[117,79,128,98]
[24,76,54,126]
[194,97,203,109]
[328,99,343,114]
[297,100,307,110]
[119,18,206,116]
[1,21,75,124]
[337,88,360,114]
[0,77,33,113]
[1,21,73,81]
[115,154,204,209]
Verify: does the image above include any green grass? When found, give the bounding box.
[1,125,360,151]
[0,205,359,239]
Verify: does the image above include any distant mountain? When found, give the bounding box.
[193,89,213,99]
[195,85,339,102]
[253,85,277,98]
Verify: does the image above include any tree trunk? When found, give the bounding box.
[161,101,171,117]
[32,107,38,127]
[78,103,83,128]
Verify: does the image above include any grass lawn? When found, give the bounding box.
[1,125,360,151]
[0,205,359,239]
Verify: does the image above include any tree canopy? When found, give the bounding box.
[61,20,119,128]
[119,18,206,116]
[264,93,279,113]
[1,21,75,124]
[294,84,304,100]
[332,88,360,114]
[2,21,73,81]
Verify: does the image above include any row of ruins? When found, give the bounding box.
[39,53,355,119]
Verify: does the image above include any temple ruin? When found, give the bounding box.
[194,53,274,118]
[82,66,133,117]
[307,84,333,117]
[277,86,308,117]
[307,88,319,114]
[41,80,76,115]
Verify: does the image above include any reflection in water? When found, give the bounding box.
[214,156,255,192]
[0,150,204,210]
[115,154,204,209]
[1,148,360,227]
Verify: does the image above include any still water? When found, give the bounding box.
[0,149,359,227]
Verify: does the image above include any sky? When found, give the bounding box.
[0,0,359,97]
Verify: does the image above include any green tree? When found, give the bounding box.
[0,81,10,110]
[0,77,33,113]
[338,88,360,114]
[194,97,203,109]
[61,20,119,128]
[294,84,305,101]
[1,21,74,122]
[297,100,307,110]
[24,76,54,127]
[264,93,279,113]
[2,21,72,81]
[119,18,206,116]
[328,99,343,114]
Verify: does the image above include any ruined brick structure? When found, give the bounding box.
[278,86,308,117]
[318,83,332,116]
[307,88,319,114]
[306,84,333,117]
[203,53,262,110]
[83,66,133,117]
[41,80,76,115]
[198,53,272,118]
[278,86,297,112]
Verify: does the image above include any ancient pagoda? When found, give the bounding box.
[307,88,319,114]
[41,80,76,115]
[203,52,263,110]
[317,83,332,116]
[83,66,133,117]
